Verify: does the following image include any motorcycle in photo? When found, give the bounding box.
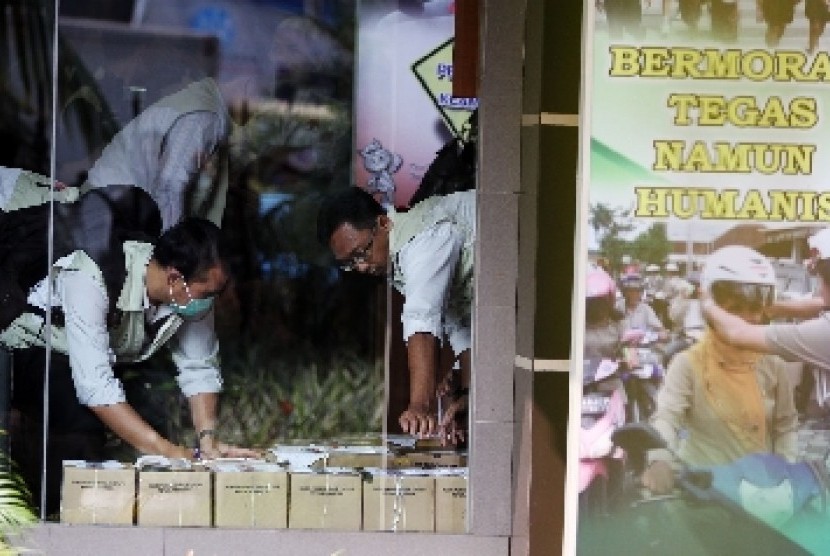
[579,357,627,518]
[578,422,828,555]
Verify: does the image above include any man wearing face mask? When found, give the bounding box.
[0,186,256,512]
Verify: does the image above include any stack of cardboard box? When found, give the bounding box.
[60,441,468,532]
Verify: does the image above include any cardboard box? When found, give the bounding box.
[329,434,386,447]
[401,451,467,468]
[362,471,435,532]
[137,468,212,527]
[288,470,362,531]
[213,462,288,528]
[60,461,135,525]
[435,471,468,533]
[312,446,398,470]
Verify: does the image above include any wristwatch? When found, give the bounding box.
[195,429,216,459]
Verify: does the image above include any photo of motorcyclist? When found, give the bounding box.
[581,265,628,515]
[662,261,694,329]
[668,270,703,338]
[644,263,664,295]
[661,270,706,367]
[617,272,669,343]
[579,253,810,555]
[615,271,667,425]
[596,421,823,556]
[704,228,830,399]
[585,266,624,360]
[645,262,680,329]
[642,245,799,495]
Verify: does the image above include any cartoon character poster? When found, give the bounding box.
[569,2,830,554]
[355,0,477,208]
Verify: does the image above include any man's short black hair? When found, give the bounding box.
[316,187,384,246]
[153,218,230,281]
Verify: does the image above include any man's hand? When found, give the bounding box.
[188,393,265,459]
[199,441,262,459]
[641,460,675,494]
[399,404,436,437]
[439,393,468,447]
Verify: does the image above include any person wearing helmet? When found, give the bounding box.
[662,261,692,300]
[584,266,623,360]
[644,263,664,294]
[618,272,668,343]
[703,229,830,369]
[661,261,694,330]
[643,246,798,495]
[672,270,705,339]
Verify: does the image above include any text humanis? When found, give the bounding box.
[635,187,830,221]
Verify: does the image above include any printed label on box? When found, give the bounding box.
[214,470,288,528]
[60,464,136,525]
[137,470,211,527]
[435,474,467,533]
[363,474,435,532]
[288,473,362,531]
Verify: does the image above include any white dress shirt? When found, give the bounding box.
[396,220,471,354]
[26,256,222,406]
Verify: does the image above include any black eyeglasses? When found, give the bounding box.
[338,225,377,271]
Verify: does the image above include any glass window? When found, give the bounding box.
[1,0,475,533]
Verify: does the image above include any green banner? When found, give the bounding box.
[573,3,830,554]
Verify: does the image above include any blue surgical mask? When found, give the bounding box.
[169,279,214,317]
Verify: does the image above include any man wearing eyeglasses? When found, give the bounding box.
[703,229,830,373]
[317,186,475,442]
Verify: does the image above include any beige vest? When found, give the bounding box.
[0,241,183,362]
[84,78,230,226]
[388,191,476,319]
[153,78,230,226]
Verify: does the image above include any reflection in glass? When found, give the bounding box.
[316,186,475,444]
[1,1,379,520]
[2,1,474,533]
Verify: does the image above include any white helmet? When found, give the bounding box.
[645,263,660,273]
[701,246,776,310]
